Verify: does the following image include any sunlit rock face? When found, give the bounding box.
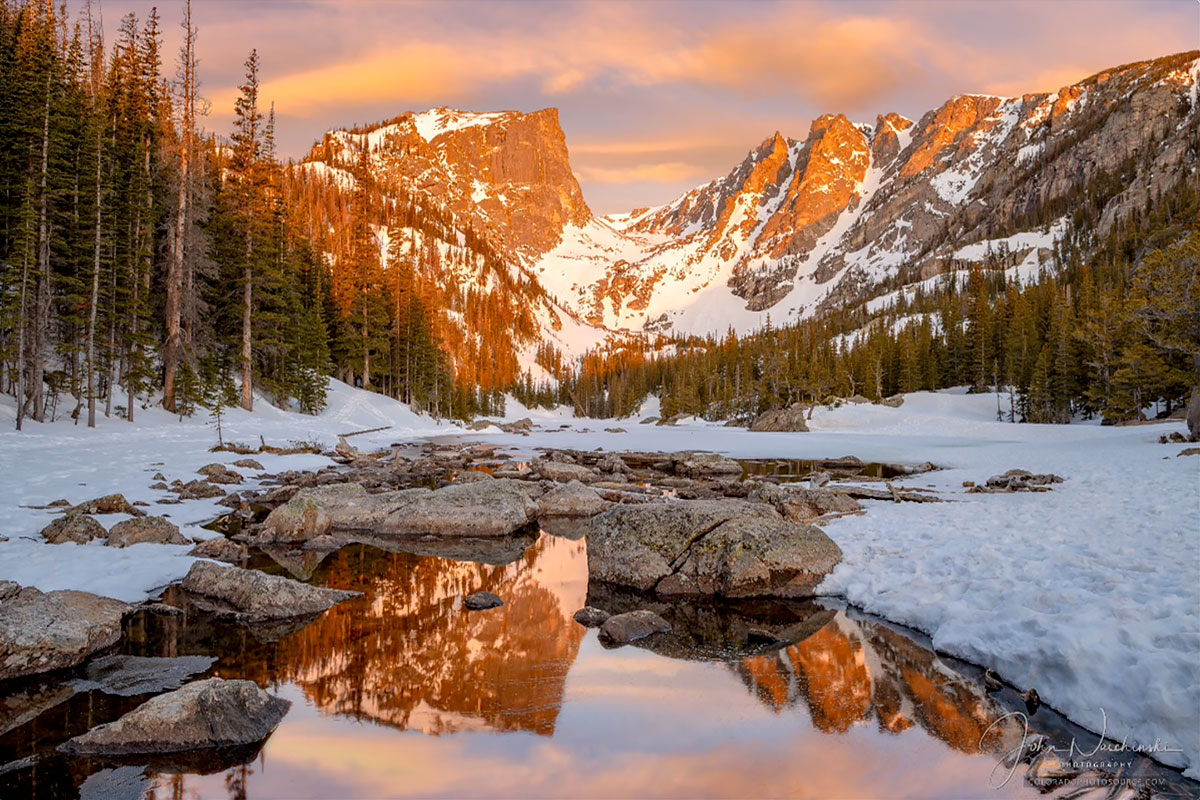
[736,613,1023,754]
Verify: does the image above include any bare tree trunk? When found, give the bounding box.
[361,294,371,390]
[15,245,30,431]
[32,75,53,423]
[164,0,195,413]
[241,258,253,411]
[87,150,101,427]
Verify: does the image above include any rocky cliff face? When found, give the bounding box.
[535,50,1199,337]
[298,51,1199,362]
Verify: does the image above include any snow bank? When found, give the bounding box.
[0,379,450,600]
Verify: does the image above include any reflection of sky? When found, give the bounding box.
[62,1,1198,214]
[170,635,1040,799]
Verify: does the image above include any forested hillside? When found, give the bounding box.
[1,0,1195,431]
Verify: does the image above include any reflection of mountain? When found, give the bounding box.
[134,535,588,737]
[737,613,1021,753]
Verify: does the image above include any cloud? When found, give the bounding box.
[573,162,707,184]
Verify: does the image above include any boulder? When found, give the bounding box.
[535,459,598,483]
[67,494,145,517]
[500,417,534,433]
[40,514,107,545]
[175,480,226,500]
[0,581,19,602]
[232,459,264,471]
[180,561,360,621]
[587,500,841,599]
[750,483,861,521]
[59,678,290,756]
[597,453,633,476]
[188,537,248,563]
[537,480,609,517]
[670,452,743,478]
[453,470,494,484]
[749,404,810,432]
[463,592,503,610]
[0,588,131,681]
[197,463,243,485]
[376,479,537,538]
[599,610,671,645]
[973,469,1065,493]
[259,484,430,543]
[107,516,188,548]
[572,606,611,627]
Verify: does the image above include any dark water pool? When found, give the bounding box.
[0,534,1191,799]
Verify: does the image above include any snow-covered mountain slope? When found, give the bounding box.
[534,51,1200,337]
[298,51,1198,361]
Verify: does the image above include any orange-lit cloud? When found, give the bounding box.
[575,162,707,184]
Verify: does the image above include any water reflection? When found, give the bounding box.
[0,532,1191,799]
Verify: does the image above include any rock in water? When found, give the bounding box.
[599,610,671,644]
[749,404,810,432]
[0,588,131,681]
[377,479,537,538]
[59,678,290,756]
[69,654,216,697]
[463,592,503,610]
[188,537,248,563]
[180,561,360,621]
[537,480,609,517]
[587,500,841,599]
[107,517,188,547]
[40,514,107,545]
[572,607,611,627]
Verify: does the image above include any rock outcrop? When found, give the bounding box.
[0,588,131,681]
[107,516,188,547]
[537,480,609,517]
[749,405,810,432]
[180,561,360,621]
[599,610,672,645]
[40,514,106,545]
[60,678,290,755]
[587,500,842,599]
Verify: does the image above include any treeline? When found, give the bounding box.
[523,182,1199,424]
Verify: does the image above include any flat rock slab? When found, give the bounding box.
[599,610,671,645]
[376,479,537,538]
[69,655,217,697]
[587,500,842,599]
[60,678,290,756]
[0,588,132,681]
[180,561,360,621]
[107,517,188,548]
[463,592,503,610]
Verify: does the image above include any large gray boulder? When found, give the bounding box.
[538,480,609,517]
[258,484,424,543]
[0,588,131,681]
[587,500,841,599]
[669,452,742,478]
[40,514,107,545]
[180,561,359,621]
[376,479,537,538]
[749,404,809,432]
[67,494,144,517]
[107,516,188,548]
[60,678,289,755]
[599,610,671,645]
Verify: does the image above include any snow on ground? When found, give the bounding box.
[0,379,450,601]
[0,383,1196,777]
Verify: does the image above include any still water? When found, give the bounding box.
[0,533,1188,799]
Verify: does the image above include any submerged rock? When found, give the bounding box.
[572,606,611,627]
[69,654,216,697]
[537,480,609,517]
[599,610,671,645]
[107,516,188,547]
[0,588,131,681]
[463,592,504,610]
[588,500,841,599]
[60,677,290,756]
[40,514,107,545]
[180,561,360,621]
[749,404,810,432]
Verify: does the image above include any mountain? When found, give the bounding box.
[293,51,1199,377]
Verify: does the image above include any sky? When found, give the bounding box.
[67,0,1199,214]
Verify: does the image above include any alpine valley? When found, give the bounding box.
[294,50,1199,379]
